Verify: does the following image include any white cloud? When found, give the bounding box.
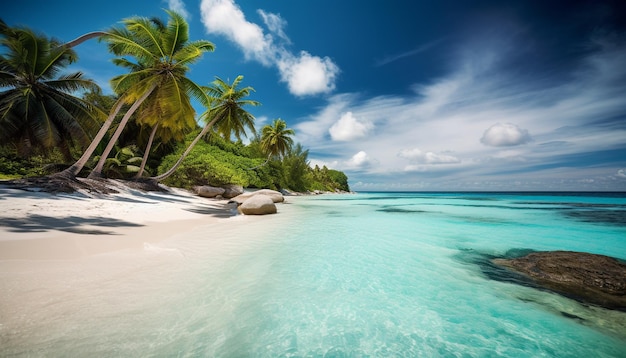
[258,10,290,43]
[199,0,339,96]
[277,51,339,96]
[346,151,372,169]
[329,112,372,141]
[480,123,532,147]
[167,0,190,19]
[294,94,352,144]
[398,148,460,165]
[254,115,269,127]
[375,38,446,67]
[301,37,626,190]
[200,0,273,64]
[291,28,626,190]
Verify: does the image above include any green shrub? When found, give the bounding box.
[157,140,274,189]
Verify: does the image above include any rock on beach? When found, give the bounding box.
[221,185,244,199]
[238,194,277,215]
[193,185,225,198]
[230,189,285,204]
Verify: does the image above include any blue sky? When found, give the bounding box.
[4,0,626,191]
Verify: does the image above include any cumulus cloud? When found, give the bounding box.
[346,151,372,169]
[480,123,532,147]
[200,0,273,64]
[398,148,460,164]
[290,23,626,190]
[329,112,373,141]
[167,0,190,19]
[277,51,339,96]
[200,0,339,96]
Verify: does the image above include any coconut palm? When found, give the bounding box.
[0,20,103,160]
[153,75,259,181]
[259,118,294,163]
[247,118,295,169]
[87,10,214,178]
[133,122,187,178]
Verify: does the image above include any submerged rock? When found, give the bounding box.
[238,194,277,215]
[493,251,626,311]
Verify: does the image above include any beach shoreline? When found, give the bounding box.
[0,183,239,260]
[0,182,299,356]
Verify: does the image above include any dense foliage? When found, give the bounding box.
[157,133,350,192]
[0,20,103,160]
[0,12,350,192]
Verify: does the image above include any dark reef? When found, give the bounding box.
[492,251,626,311]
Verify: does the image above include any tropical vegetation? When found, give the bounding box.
[0,20,103,161]
[0,11,350,193]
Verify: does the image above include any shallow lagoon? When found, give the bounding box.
[2,192,625,356]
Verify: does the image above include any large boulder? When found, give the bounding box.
[230,189,284,204]
[493,251,626,310]
[238,194,277,215]
[221,185,244,199]
[194,185,225,198]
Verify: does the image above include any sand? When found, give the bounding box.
[0,181,293,355]
[0,183,237,260]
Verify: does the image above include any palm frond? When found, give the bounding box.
[110,69,152,95]
[40,94,91,148]
[172,41,214,65]
[103,28,156,61]
[182,77,212,108]
[111,58,144,72]
[39,39,78,79]
[124,16,165,59]
[30,98,59,147]
[45,73,99,93]
[162,10,188,61]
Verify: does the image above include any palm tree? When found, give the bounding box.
[261,119,295,156]
[281,143,310,192]
[0,20,104,160]
[134,122,187,178]
[87,10,214,178]
[153,75,259,181]
[256,118,294,167]
[134,123,159,178]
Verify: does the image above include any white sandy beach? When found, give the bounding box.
[0,182,295,355]
[0,183,239,260]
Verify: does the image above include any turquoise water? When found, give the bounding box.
[2,192,626,357]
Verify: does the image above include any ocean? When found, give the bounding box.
[2,192,626,357]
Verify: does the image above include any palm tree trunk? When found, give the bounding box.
[151,114,222,182]
[89,83,156,179]
[246,154,272,170]
[58,97,126,178]
[134,123,159,179]
[62,31,108,49]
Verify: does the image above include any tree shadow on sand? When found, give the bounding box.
[185,205,237,218]
[0,214,143,235]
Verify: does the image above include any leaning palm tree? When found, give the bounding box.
[134,122,187,178]
[87,10,214,178]
[249,118,295,169]
[0,20,104,160]
[153,75,259,182]
[103,51,195,179]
